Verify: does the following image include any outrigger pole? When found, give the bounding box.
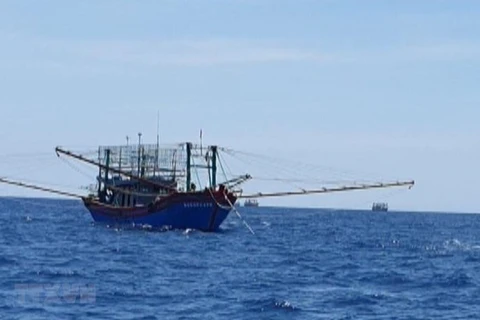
[0,177,85,199]
[239,180,415,199]
[218,174,252,189]
[55,147,177,192]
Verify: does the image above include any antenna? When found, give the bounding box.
[200,129,203,156]
[156,110,160,148]
[137,132,142,177]
[155,110,160,176]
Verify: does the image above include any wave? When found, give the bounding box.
[332,290,388,307]
[27,268,83,280]
[443,239,480,252]
[242,297,300,313]
[432,271,475,288]
[0,256,17,266]
[273,299,298,311]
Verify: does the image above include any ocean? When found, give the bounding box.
[0,197,479,319]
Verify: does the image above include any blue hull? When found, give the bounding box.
[83,190,236,232]
[88,204,231,231]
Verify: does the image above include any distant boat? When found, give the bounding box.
[372,202,388,212]
[244,199,259,207]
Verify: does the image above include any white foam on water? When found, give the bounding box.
[443,238,480,252]
[183,228,195,235]
[274,299,297,311]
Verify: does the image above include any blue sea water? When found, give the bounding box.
[0,197,479,319]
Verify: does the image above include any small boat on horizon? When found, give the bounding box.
[243,199,259,207]
[372,202,388,212]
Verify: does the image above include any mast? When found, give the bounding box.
[155,111,159,177]
[118,147,122,173]
[211,145,217,188]
[200,129,203,156]
[186,142,192,191]
[97,146,101,196]
[140,149,146,178]
[125,136,129,174]
[137,132,142,177]
[103,149,111,200]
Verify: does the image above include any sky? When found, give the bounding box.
[0,0,479,212]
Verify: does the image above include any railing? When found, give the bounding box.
[97,144,187,177]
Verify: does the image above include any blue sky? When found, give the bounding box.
[0,1,479,212]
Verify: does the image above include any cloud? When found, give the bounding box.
[0,32,329,68]
[342,42,480,64]
[400,42,480,62]
[1,30,479,71]
[71,39,330,66]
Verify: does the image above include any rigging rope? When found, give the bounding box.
[239,180,414,199]
[204,185,255,235]
[251,177,372,184]
[220,150,324,183]
[218,151,342,193]
[0,152,54,159]
[217,151,229,187]
[222,148,392,184]
[59,156,95,181]
[223,192,255,235]
[218,151,235,179]
[218,148,413,201]
[0,157,63,180]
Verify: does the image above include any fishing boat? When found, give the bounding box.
[56,143,246,232]
[244,199,259,207]
[0,137,415,233]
